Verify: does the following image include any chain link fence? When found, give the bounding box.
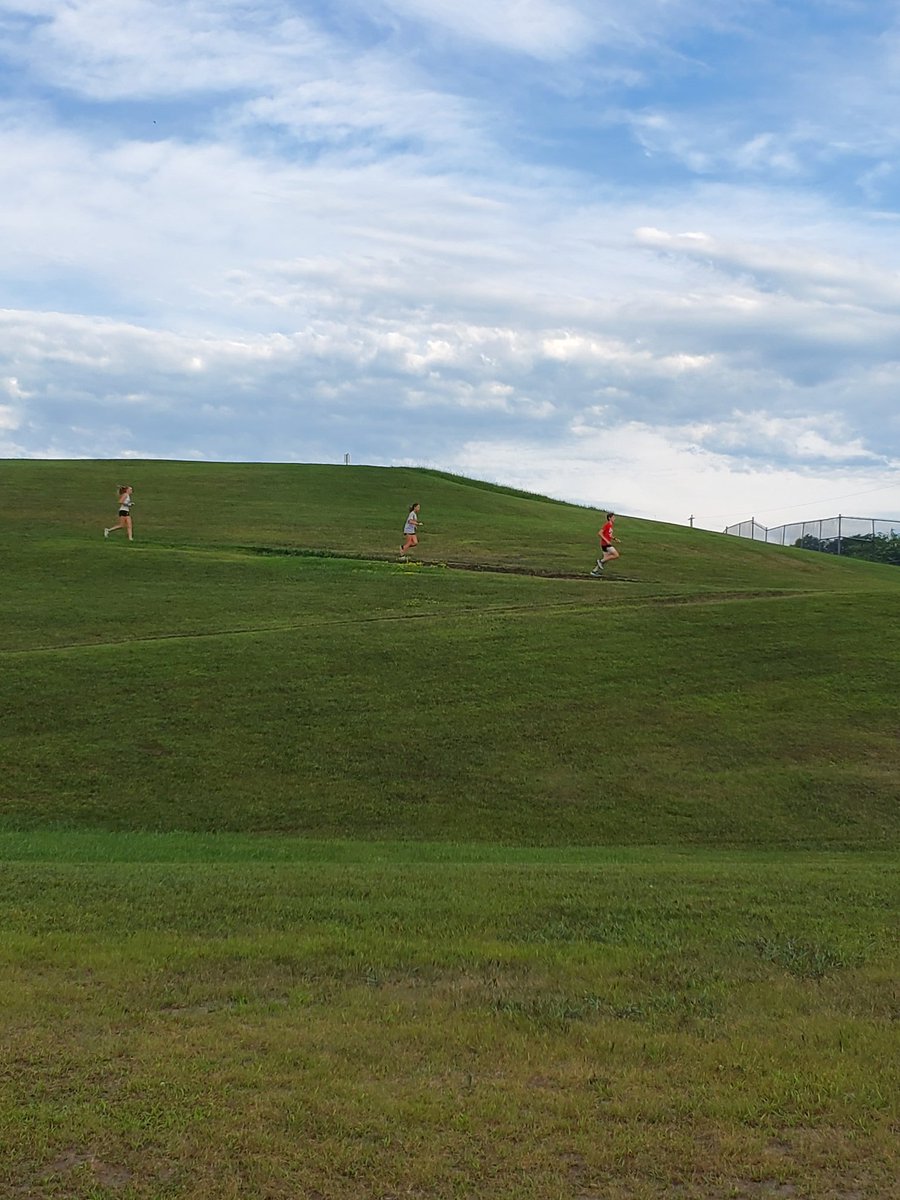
[724,514,899,553]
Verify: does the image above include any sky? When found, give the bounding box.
[2,1,900,531]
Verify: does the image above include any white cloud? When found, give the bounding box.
[634,225,900,311]
[7,1,328,99]
[373,0,594,59]
[688,411,879,463]
[238,69,480,156]
[368,0,747,60]
[0,402,22,430]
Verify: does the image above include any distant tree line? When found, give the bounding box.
[794,532,900,566]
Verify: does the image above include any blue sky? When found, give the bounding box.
[2,0,899,529]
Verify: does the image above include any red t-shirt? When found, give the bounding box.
[600,520,614,545]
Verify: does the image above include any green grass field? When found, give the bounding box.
[2,460,898,1198]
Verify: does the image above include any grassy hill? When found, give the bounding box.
[1,458,898,845]
[1,455,896,582]
[2,460,899,1199]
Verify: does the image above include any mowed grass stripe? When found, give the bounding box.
[3,588,897,845]
[1,581,825,657]
[3,829,898,866]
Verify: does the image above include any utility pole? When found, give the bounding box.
[344,452,351,466]
[689,515,694,528]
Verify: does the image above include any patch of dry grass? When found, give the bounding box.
[1,840,896,1198]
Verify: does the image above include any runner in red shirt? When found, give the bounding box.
[590,512,620,576]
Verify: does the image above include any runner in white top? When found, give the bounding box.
[104,485,135,541]
[399,503,421,560]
